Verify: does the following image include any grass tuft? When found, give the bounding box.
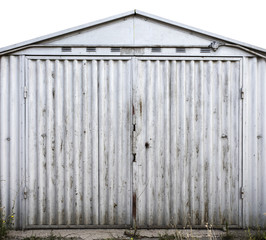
[0,206,15,240]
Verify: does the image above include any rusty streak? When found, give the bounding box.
[133,192,136,221]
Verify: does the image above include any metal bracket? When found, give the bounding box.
[209,41,225,51]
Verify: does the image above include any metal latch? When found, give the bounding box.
[240,187,244,199]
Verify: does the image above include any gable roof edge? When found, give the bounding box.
[1,9,266,54]
[135,10,266,53]
[0,10,135,54]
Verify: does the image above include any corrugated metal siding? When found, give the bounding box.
[0,56,23,228]
[134,59,241,227]
[1,55,266,229]
[243,57,266,228]
[26,58,132,227]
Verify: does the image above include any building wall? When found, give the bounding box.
[0,55,265,229]
[243,57,266,228]
[0,56,24,229]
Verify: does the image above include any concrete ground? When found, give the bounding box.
[8,228,254,239]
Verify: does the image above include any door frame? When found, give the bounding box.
[22,55,244,228]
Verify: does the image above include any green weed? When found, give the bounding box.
[246,228,266,240]
[0,206,15,240]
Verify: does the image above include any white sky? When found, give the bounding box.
[1,0,266,49]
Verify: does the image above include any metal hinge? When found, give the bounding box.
[24,86,28,99]
[241,88,244,99]
[240,187,244,199]
[23,187,27,199]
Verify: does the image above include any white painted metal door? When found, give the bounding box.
[26,56,241,228]
[26,57,132,227]
[133,58,241,227]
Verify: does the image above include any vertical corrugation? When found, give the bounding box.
[249,58,258,225]
[180,60,187,226]
[116,60,122,224]
[232,61,240,225]
[259,59,266,227]
[1,56,10,217]
[164,60,170,225]
[244,58,266,228]
[40,60,48,224]
[135,59,145,226]
[169,60,178,225]
[135,59,240,228]
[54,60,64,225]
[28,59,37,225]
[98,59,132,225]
[82,60,90,225]
[194,60,204,225]
[91,60,99,225]
[198,60,204,225]
[27,58,131,227]
[257,59,264,227]
[2,56,265,229]
[0,56,21,228]
[145,60,153,226]
[221,61,228,223]
[206,60,213,224]
[73,60,82,225]
[9,56,20,222]
[98,60,105,225]
[45,60,55,225]
[259,59,266,228]
[188,60,195,225]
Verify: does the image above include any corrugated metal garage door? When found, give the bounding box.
[133,58,241,227]
[26,56,241,228]
[26,57,132,227]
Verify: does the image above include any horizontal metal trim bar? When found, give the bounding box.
[25,225,132,229]
[28,44,211,48]
[137,225,242,230]
[1,44,212,55]
[24,55,244,60]
[25,224,241,230]
[136,57,242,61]
[26,56,132,60]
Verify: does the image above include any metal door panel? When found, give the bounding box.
[26,58,132,227]
[133,58,241,227]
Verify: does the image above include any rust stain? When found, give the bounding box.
[139,100,142,116]
[60,140,63,152]
[133,192,136,220]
